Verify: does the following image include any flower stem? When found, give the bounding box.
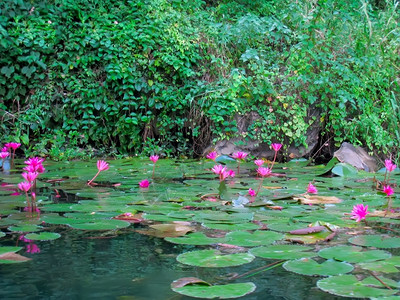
[152,164,155,179]
[256,178,264,196]
[88,171,100,185]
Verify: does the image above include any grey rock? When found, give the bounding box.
[334,142,378,172]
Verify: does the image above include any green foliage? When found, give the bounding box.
[1,0,399,158]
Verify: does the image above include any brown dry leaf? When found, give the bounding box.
[294,194,342,205]
[289,226,326,235]
[171,277,211,289]
[136,223,193,238]
[368,210,400,218]
[262,186,283,190]
[0,252,32,262]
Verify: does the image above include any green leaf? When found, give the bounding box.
[223,230,284,247]
[283,258,353,276]
[0,246,22,255]
[331,163,358,177]
[8,225,42,232]
[177,250,255,267]
[24,232,61,241]
[349,235,400,248]
[317,275,397,298]
[172,282,256,299]
[318,245,391,263]
[165,232,219,245]
[250,245,316,260]
[68,219,130,230]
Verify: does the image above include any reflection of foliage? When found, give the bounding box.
[1,0,400,158]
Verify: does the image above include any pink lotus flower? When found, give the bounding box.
[97,160,109,172]
[307,182,318,194]
[0,152,9,159]
[254,159,264,166]
[22,172,38,183]
[385,159,396,172]
[18,181,31,192]
[139,179,150,188]
[26,243,40,254]
[271,143,282,152]
[351,204,370,222]
[150,155,159,164]
[212,164,226,175]
[227,169,235,178]
[248,188,256,197]
[257,167,271,177]
[206,151,218,161]
[383,185,394,196]
[5,142,21,150]
[233,151,248,160]
[88,160,109,185]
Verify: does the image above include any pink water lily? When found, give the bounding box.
[212,164,226,175]
[88,160,109,185]
[248,188,256,197]
[307,182,318,194]
[26,243,40,254]
[206,151,218,161]
[254,159,264,166]
[0,152,9,159]
[139,179,150,188]
[233,151,248,160]
[271,143,282,152]
[97,160,109,172]
[5,142,21,150]
[18,181,32,192]
[257,167,271,177]
[385,159,396,172]
[150,155,159,164]
[351,204,370,222]
[227,169,236,178]
[22,172,39,183]
[383,185,394,196]
[24,157,45,173]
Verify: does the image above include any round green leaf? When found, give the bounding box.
[250,245,316,260]
[331,163,358,177]
[318,245,391,263]
[25,232,61,241]
[202,222,260,231]
[177,250,255,267]
[317,275,397,298]
[0,246,22,255]
[68,219,130,230]
[8,225,42,232]
[283,258,353,276]
[165,232,219,245]
[349,235,400,248]
[172,282,256,299]
[358,260,399,273]
[0,232,5,238]
[224,230,284,247]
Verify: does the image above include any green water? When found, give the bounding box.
[0,158,399,299]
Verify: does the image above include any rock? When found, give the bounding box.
[334,142,378,172]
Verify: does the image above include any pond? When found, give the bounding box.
[0,155,399,299]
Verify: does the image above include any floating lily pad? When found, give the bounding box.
[361,276,400,289]
[177,249,255,267]
[349,235,400,248]
[358,260,399,273]
[8,225,42,233]
[0,232,5,238]
[318,245,391,263]
[317,275,397,298]
[202,222,260,231]
[165,232,219,245]
[285,230,332,244]
[223,230,284,247]
[331,163,358,177]
[250,245,316,260]
[0,246,22,255]
[172,281,256,299]
[24,232,61,241]
[283,258,353,276]
[68,219,131,230]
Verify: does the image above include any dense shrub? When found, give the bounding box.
[1,0,399,160]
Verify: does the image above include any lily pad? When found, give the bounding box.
[177,249,255,267]
[349,235,400,248]
[172,281,256,299]
[0,246,22,255]
[8,225,42,232]
[361,276,400,289]
[283,258,353,276]
[318,245,391,263]
[24,232,61,241]
[0,232,5,238]
[250,245,316,260]
[165,232,220,245]
[285,230,332,244]
[331,163,358,177]
[223,230,284,247]
[68,219,130,230]
[317,275,397,298]
[201,222,260,231]
[358,260,399,273]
